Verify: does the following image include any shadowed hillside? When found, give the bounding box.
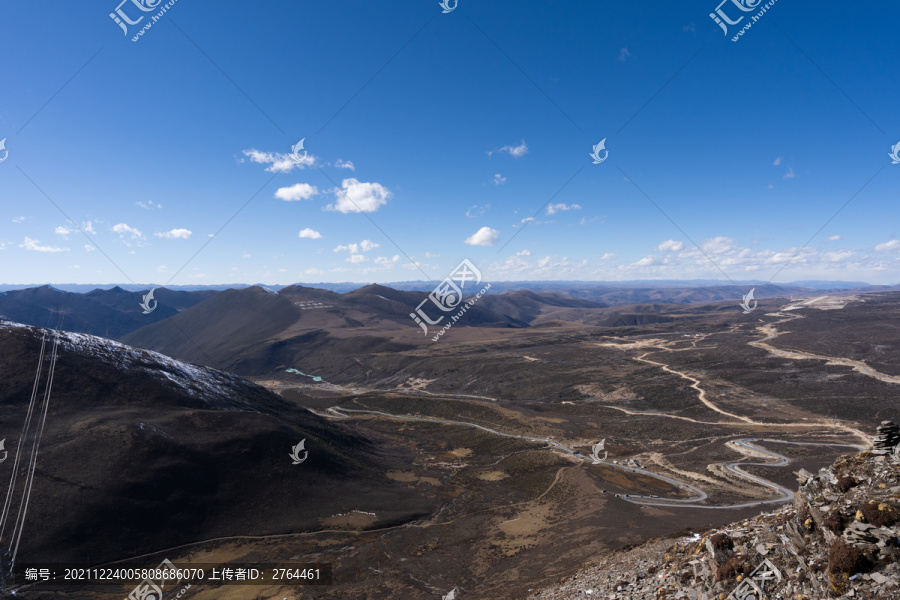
[0,321,436,566]
[0,286,215,339]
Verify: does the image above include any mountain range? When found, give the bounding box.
[0,279,890,294]
[0,281,874,344]
[0,282,870,383]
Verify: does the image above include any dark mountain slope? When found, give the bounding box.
[0,321,435,565]
[277,283,344,303]
[121,285,584,376]
[83,285,216,312]
[477,290,606,323]
[0,285,215,339]
[121,286,304,366]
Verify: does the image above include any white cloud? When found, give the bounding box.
[57,221,97,238]
[783,168,796,179]
[375,255,401,265]
[821,250,856,263]
[347,254,368,264]
[482,236,895,281]
[489,253,587,279]
[20,237,66,253]
[275,183,319,201]
[155,228,192,239]
[136,200,162,210]
[516,249,531,256]
[299,228,323,239]
[334,239,380,253]
[773,157,782,166]
[242,148,314,172]
[334,159,355,171]
[112,223,144,239]
[617,47,632,61]
[12,216,26,224]
[656,240,684,252]
[465,226,499,246]
[826,235,842,242]
[546,203,581,215]
[609,236,879,280]
[489,140,528,158]
[466,204,490,218]
[326,178,391,213]
[493,173,506,185]
[702,236,735,254]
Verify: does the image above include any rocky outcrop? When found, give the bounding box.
[529,431,900,599]
[873,421,900,455]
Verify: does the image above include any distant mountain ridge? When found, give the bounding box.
[118,284,597,374]
[0,285,215,338]
[0,279,887,294]
[0,282,885,349]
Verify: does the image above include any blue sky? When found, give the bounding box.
[1,1,898,285]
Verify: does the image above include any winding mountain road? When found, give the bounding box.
[306,307,877,510]
[634,352,753,423]
[325,407,865,510]
[750,320,900,385]
[596,323,871,447]
[621,438,862,509]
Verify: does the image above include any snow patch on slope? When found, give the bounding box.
[0,320,256,409]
